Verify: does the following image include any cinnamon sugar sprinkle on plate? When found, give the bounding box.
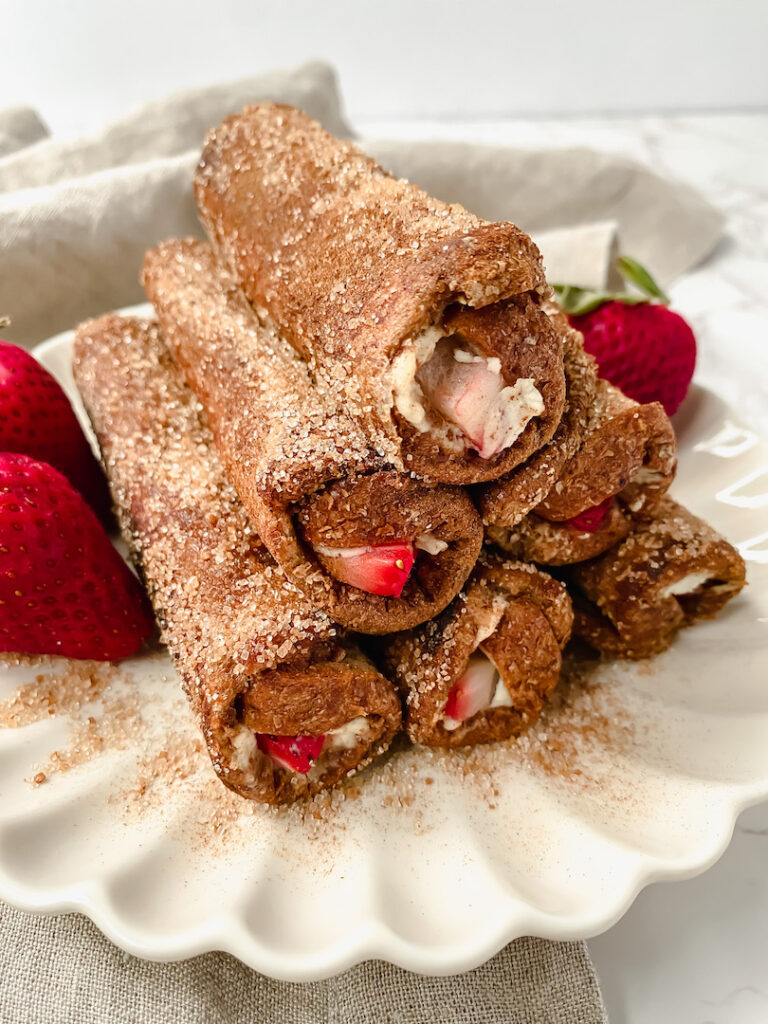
[0,646,637,856]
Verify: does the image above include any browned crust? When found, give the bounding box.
[487,500,633,566]
[295,472,483,631]
[379,553,573,748]
[393,296,566,483]
[229,653,401,805]
[72,314,401,805]
[194,103,563,483]
[143,239,483,634]
[477,311,597,525]
[566,497,746,659]
[536,378,677,521]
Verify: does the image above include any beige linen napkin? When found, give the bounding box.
[0,106,49,158]
[0,61,723,351]
[365,139,723,288]
[0,904,607,1024]
[0,58,726,1021]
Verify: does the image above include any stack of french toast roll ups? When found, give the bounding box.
[73,105,746,806]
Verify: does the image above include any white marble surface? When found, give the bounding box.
[361,113,768,1024]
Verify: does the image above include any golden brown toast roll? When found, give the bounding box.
[567,498,746,658]
[143,239,483,634]
[483,309,676,566]
[478,312,597,529]
[194,103,566,485]
[487,501,633,567]
[73,314,401,806]
[535,378,676,522]
[379,554,572,748]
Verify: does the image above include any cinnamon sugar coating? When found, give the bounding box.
[379,552,573,748]
[482,305,677,566]
[567,497,746,659]
[194,103,565,483]
[477,310,596,527]
[487,500,633,567]
[143,240,483,633]
[73,315,401,805]
[480,304,676,536]
[536,377,676,521]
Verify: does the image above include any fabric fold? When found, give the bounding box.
[0,61,351,193]
[365,139,725,285]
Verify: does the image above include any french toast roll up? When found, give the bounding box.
[73,315,401,806]
[379,553,573,749]
[484,323,677,565]
[478,312,598,530]
[487,501,634,567]
[143,240,483,635]
[566,498,746,659]
[534,377,677,523]
[194,104,566,484]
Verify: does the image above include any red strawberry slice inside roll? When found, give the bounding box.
[296,472,482,621]
[564,496,615,534]
[416,336,545,460]
[443,653,500,724]
[255,733,326,774]
[315,542,416,598]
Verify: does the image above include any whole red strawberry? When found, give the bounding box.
[0,339,112,519]
[0,454,154,661]
[555,257,696,416]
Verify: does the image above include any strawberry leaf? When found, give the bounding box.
[616,255,669,303]
[552,284,646,316]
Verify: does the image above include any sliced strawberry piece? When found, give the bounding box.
[255,733,326,774]
[564,496,615,534]
[444,653,497,724]
[419,347,503,455]
[319,542,415,598]
[0,340,112,521]
[417,339,542,458]
[0,453,154,660]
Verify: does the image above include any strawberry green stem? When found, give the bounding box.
[552,255,669,315]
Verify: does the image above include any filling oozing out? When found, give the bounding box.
[563,496,615,533]
[314,533,447,598]
[254,716,371,775]
[659,572,714,599]
[442,652,513,731]
[392,327,544,459]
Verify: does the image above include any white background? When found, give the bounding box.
[3,0,768,133]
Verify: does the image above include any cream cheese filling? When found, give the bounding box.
[474,594,509,644]
[232,725,259,770]
[326,716,371,750]
[415,533,449,555]
[314,533,447,558]
[391,326,445,432]
[660,572,712,598]
[441,599,515,730]
[392,324,544,458]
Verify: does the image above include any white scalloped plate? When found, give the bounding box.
[0,313,766,981]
